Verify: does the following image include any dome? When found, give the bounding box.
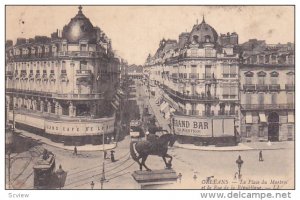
[188,16,218,44]
[62,6,97,43]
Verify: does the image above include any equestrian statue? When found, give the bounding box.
[130,129,176,171]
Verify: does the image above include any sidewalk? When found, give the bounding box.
[174,140,294,151]
[16,129,117,152]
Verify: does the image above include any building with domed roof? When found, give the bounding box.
[5,6,126,145]
[144,17,241,145]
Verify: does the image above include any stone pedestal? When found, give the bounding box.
[132,169,178,189]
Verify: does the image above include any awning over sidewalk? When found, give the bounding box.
[288,112,294,123]
[245,112,253,124]
[165,112,171,120]
[170,108,176,113]
[259,112,266,123]
[160,102,166,111]
[161,102,170,113]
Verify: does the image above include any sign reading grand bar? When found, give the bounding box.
[172,115,235,137]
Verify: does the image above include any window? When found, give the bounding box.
[258,93,264,104]
[223,65,230,77]
[258,76,265,85]
[271,93,277,104]
[287,125,293,138]
[246,126,251,138]
[219,103,225,115]
[191,49,197,57]
[245,76,252,85]
[205,49,214,57]
[287,93,294,105]
[230,104,235,115]
[258,126,264,137]
[287,73,295,85]
[223,84,237,99]
[80,44,87,51]
[61,61,66,74]
[62,44,67,51]
[205,65,211,78]
[270,77,277,84]
[205,104,211,116]
[229,65,237,77]
[80,61,88,71]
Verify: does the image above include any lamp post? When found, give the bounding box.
[90,181,95,189]
[56,164,64,189]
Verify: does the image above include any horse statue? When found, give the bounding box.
[130,133,176,171]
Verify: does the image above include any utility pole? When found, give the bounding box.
[8,151,11,189]
[101,126,106,189]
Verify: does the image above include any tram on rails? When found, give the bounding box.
[33,150,56,188]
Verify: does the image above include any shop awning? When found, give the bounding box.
[170,108,176,113]
[288,112,294,123]
[246,112,253,124]
[160,102,166,111]
[161,102,170,113]
[165,112,171,120]
[259,112,266,123]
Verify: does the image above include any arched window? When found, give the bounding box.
[205,35,211,43]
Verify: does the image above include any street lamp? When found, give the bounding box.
[236,155,243,179]
[56,164,64,189]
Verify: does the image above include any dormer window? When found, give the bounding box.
[205,35,211,43]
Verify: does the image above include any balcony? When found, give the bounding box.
[241,104,294,110]
[189,73,199,79]
[58,51,97,58]
[5,88,103,100]
[163,86,219,103]
[223,73,237,78]
[243,84,255,91]
[256,84,268,92]
[285,84,294,91]
[52,93,103,100]
[268,84,280,91]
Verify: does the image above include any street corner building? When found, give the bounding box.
[240,41,295,142]
[144,16,295,146]
[5,6,127,146]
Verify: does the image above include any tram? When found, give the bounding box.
[129,120,144,140]
[33,150,56,188]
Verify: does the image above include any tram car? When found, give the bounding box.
[33,150,56,189]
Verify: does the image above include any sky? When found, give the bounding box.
[6,6,294,65]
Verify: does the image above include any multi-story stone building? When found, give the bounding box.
[145,17,241,145]
[5,6,124,145]
[240,44,295,142]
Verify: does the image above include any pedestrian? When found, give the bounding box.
[73,146,77,156]
[259,150,264,161]
[104,150,108,159]
[236,155,243,176]
[110,150,115,162]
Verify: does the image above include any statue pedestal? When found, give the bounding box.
[132,169,178,189]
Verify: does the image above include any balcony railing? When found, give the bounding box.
[163,86,219,102]
[256,84,268,91]
[268,84,280,91]
[285,84,294,91]
[241,104,294,110]
[5,88,103,100]
[243,84,256,91]
[52,93,103,100]
[189,73,199,79]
